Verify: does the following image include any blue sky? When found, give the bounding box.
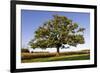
[21,10,90,49]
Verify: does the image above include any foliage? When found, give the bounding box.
[21,49,29,53]
[29,14,85,53]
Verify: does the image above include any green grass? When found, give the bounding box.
[22,54,90,63]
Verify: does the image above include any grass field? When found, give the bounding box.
[21,49,90,63]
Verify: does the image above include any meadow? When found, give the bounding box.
[21,49,90,63]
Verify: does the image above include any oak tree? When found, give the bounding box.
[29,14,85,54]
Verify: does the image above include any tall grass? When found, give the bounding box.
[21,50,90,60]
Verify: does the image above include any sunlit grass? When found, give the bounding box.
[22,54,90,63]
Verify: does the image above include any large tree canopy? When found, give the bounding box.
[29,14,85,53]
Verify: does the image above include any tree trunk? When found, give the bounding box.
[57,47,60,54]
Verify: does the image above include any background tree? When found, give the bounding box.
[29,14,85,54]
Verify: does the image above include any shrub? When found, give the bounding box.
[21,49,29,53]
